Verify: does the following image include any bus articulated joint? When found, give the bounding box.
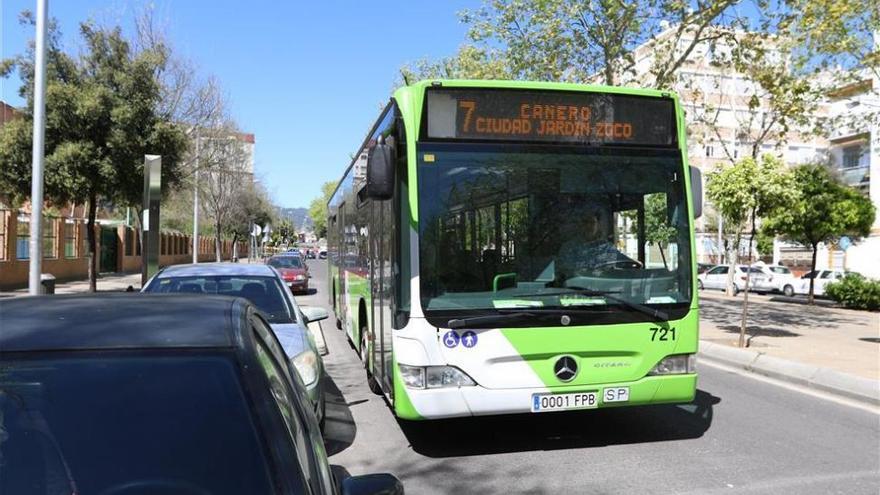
[398,364,477,389]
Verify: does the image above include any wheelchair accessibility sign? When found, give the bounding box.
[443,330,478,349]
[443,331,460,348]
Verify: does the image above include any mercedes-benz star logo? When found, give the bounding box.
[554,356,578,382]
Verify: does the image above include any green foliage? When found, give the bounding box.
[643,193,676,247]
[308,181,337,239]
[0,19,187,207]
[755,228,775,257]
[707,154,795,232]
[763,163,875,302]
[458,0,737,86]
[825,274,880,311]
[763,164,875,249]
[399,45,511,86]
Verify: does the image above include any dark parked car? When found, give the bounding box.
[0,294,402,495]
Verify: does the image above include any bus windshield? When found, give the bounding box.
[418,145,692,318]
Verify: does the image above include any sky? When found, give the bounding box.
[1,0,478,208]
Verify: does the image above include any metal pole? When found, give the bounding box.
[192,131,200,263]
[28,0,49,296]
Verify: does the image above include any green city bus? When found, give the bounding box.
[328,80,702,420]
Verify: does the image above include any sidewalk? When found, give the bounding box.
[698,290,880,404]
[0,271,143,298]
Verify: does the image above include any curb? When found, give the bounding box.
[699,340,880,406]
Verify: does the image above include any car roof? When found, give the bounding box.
[0,293,245,353]
[157,262,276,278]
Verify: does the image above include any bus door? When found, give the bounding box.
[370,200,387,383]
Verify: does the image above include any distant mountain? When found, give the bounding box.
[276,207,310,230]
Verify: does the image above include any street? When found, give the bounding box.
[300,259,880,495]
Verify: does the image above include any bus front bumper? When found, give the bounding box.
[397,373,697,420]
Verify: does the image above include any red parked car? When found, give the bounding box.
[268,255,310,294]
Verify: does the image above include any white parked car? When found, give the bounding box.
[697,264,765,294]
[791,269,854,297]
[142,263,328,428]
[752,264,798,295]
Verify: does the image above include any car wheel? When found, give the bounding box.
[783,284,794,297]
[733,284,741,296]
[697,280,704,290]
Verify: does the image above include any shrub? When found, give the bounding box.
[825,274,880,311]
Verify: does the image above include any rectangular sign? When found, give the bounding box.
[426,88,676,146]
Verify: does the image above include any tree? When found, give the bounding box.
[308,181,337,239]
[198,123,254,261]
[707,155,794,347]
[226,181,274,259]
[763,164,875,304]
[0,14,187,291]
[459,0,738,86]
[643,193,678,270]
[399,45,511,85]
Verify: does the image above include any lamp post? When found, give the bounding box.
[192,130,201,263]
[27,0,48,295]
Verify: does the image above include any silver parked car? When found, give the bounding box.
[142,263,327,429]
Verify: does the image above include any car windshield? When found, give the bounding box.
[770,267,791,274]
[145,275,293,323]
[269,257,304,269]
[418,146,692,320]
[0,354,285,495]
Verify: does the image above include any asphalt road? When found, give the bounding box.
[300,260,880,495]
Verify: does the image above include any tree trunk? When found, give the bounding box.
[739,209,758,348]
[86,193,98,293]
[658,243,668,270]
[726,233,741,296]
[809,242,818,305]
[215,220,222,262]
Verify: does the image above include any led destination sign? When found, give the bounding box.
[426,88,676,146]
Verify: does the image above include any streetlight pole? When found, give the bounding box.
[28,0,49,295]
[192,130,201,263]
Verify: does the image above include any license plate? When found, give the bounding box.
[531,391,598,412]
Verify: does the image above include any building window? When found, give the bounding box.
[0,210,7,261]
[842,145,861,169]
[705,145,714,157]
[81,224,89,258]
[64,220,77,258]
[43,218,57,259]
[16,216,29,260]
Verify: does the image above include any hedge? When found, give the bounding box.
[825,274,880,311]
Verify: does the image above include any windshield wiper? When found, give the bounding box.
[514,287,668,322]
[566,286,668,321]
[448,312,539,329]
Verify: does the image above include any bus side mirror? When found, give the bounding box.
[689,166,702,219]
[366,137,395,200]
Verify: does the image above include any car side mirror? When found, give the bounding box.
[366,136,395,200]
[341,474,404,495]
[301,306,328,323]
[689,166,702,219]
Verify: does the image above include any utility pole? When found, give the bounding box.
[192,130,201,263]
[28,0,49,295]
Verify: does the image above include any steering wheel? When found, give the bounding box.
[591,259,644,271]
[99,479,212,495]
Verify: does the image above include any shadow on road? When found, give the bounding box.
[398,389,720,458]
[321,373,358,456]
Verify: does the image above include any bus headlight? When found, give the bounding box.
[293,350,319,386]
[648,354,696,375]
[399,364,476,389]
